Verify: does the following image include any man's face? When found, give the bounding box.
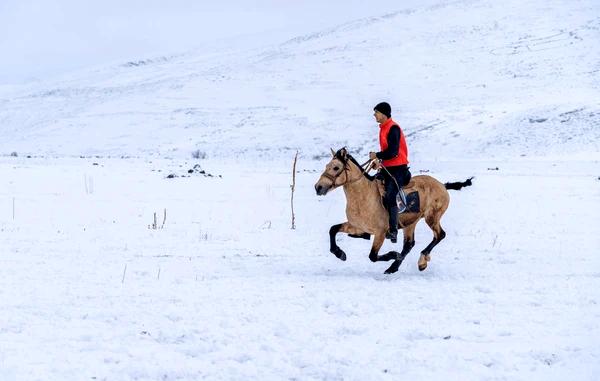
[374,110,387,124]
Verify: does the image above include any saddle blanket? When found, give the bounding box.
[401,190,420,213]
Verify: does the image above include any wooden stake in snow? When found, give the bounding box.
[12,197,15,220]
[149,209,167,229]
[84,175,94,195]
[122,264,127,283]
[291,151,298,229]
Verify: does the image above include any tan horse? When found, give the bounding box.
[314,147,472,274]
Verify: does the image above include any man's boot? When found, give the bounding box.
[386,206,399,243]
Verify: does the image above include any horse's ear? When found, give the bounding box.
[340,147,348,158]
[330,148,336,157]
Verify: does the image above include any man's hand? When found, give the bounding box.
[369,160,381,171]
[369,152,378,160]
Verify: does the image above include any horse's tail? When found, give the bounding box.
[444,177,474,191]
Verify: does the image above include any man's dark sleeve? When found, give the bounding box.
[376,126,400,160]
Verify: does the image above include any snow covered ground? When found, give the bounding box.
[0,0,599,379]
[0,157,598,380]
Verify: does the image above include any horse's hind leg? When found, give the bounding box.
[418,213,446,271]
[384,223,416,274]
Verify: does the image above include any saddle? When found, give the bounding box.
[376,179,420,213]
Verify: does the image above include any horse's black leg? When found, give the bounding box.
[421,228,446,256]
[384,237,415,274]
[329,223,347,261]
[379,239,415,262]
[348,233,370,240]
[418,218,446,271]
[377,252,398,262]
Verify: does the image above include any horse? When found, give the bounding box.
[314,147,472,274]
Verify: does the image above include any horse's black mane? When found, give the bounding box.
[335,148,375,181]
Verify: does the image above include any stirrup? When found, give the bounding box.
[396,189,407,213]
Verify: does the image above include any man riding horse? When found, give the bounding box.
[369,102,411,243]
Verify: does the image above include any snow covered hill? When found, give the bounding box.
[1,0,598,161]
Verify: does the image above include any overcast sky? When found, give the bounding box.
[0,0,402,85]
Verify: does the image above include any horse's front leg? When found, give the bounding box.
[368,232,406,274]
[368,233,386,262]
[329,222,353,261]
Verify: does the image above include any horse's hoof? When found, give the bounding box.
[384,261,400,274]
[332,248,347,261]
[418,254,430,271]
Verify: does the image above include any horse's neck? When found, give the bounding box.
[342,172,378,201]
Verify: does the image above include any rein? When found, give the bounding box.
[380,163,402,192]
[345,154,376,183]
[360,159,374,170]
[362,156,403,193]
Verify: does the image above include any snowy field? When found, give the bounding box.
[1,157,598,380]
[1,0,599,379]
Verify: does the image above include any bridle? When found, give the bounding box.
[319,165,349,188]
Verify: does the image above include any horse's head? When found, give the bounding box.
[315,147,353,196]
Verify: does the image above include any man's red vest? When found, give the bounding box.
[379,118,409,167]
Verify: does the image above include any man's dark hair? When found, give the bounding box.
[374,102,392,118]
